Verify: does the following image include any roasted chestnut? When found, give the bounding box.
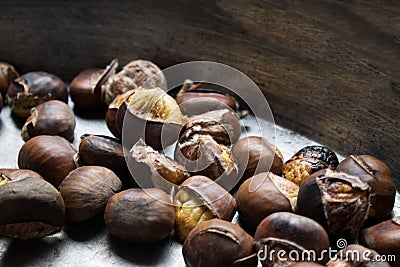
[105,89,134,139]
[283,145,339,186]
[0,177,65,239]
[59,166,122,222]
[327,244,390,267]
[179,109,241,146]
[232,136,284,181]
[21,100,76,142]
[18,135,78,187]
[0,168,43,181]
[104,188,175,243]
[128,139,189,192]
[254,212,330,266]
[0,62,18,98]
[183,219,257,267]
[336,155,396,219]
[297,169,371,240]
[70,59,117,110]
[359,216,400,265]
[6,71,68,117]
[102,59,166,105]
[173,175,236,241]
[236,172,298,233]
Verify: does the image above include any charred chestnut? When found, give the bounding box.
[336,155,396,219]
[59,166,122,222]
[0,62,18,98]
[0,177,65,239]
[18,135,78,187]
[183,219,257,267]
[0,169,43,182]
[283,146,339,186]
[254,212,330,266]
[327,244,390,267]
[173,175,236,241]
[6,71,68,118]
[297,169,371,240]
[236,172,298,233]
[104,188,175,243]
[232,136,284,181]
[105,89,134,139]
[21,100,76,142]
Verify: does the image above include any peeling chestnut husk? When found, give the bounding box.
[254,212,330,266]
[0,168,43,182]
[173,175,236,241]
[105,89,134,139]
[21,100,76,142]
[59,166,122,222]
[0,62,18,99]
[104,188,175,243]
[183,219,257,267]
[236,172,298,233]
[18,135,78,187]
[283,145,339,186]
[232,136,284,181]
[0,177,65,239]
[297,169,371,240]
[6,71,68,118]
[327,244,390,267]
[336,155,396,219]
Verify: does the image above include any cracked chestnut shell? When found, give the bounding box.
[297,169,371,240]
[104,188,175,243]
[236,172,298,233]
[327,244,390,267]
[59,166,122,222]
[336,155,395,219]
[18,135,78,187]
[173,175,236,241]
[359,216,400,265]
[254,212,330,267]
[21,100,76,142]
[0,62,18,98]
[283,146,339,186]
[183,219,257,267]
[105,89,134,139]
[6,71,68,118]
[0,169,43,182]
[232,136,284,181]
[0,177,65,239]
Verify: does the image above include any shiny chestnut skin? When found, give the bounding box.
[173,175,236,241]
[232,136,284,181]
[0,169,43,182]
[59,166,122,222]
[254,212,330,266]
[183,219,257,267]
[336,155,395,219]
[359,216,400,266]
[283,146,339,186]
[0,177,65,239]
[104,188,175,243]
[0,62,18,98]
[18,135,78,187]
[327,244,390,267]
[105,90,134,139]
[297,169,371,240]
[6,71,68,118]
[21,100,76,142]
[236,172,298,233]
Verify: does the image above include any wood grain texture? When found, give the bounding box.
[0,0,399,187]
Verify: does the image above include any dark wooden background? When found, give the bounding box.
[1,0,399,188]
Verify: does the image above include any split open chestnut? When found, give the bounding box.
[105,89,134,139]
[0,61,18,99]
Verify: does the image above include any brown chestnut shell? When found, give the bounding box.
[0,169,43,182]
[105,90,134,139]
[0,62,18,98]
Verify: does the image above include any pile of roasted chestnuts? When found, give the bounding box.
[0,60,398,267]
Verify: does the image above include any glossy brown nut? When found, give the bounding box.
[336,155,396,219]
[105,89,134,139]
[6,71,68,118]
[0,62,18,98]
[236,172,298,233]
[59,166,122,222]
[0,169,43,182]
[254,212,330,266]
[183,219,257,267]
[359,216,400,265]
[180,109,241,146]
[0,177,65,239]
[128,139,189,192]
[232,136,284,181]
[327,244,390,267]
[283,146,339,186]
[21,100,76,142]
[297,169,371,240]
[173,175,236,241]
[104,188,175,243]
[18,135,78,187]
